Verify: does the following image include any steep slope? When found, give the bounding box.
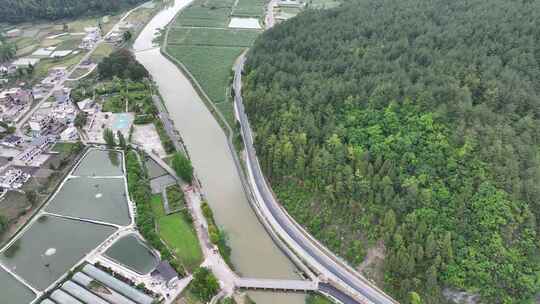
[242,0,540,303]
[0,0,146,23]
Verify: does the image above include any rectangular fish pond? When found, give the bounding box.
[73,149,124,177]
[0,215,116,291]
[45,176,131,226]
[104,234,159,275]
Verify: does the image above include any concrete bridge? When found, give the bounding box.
[235,278,318,292]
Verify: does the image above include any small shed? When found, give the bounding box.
[151,261,179,288]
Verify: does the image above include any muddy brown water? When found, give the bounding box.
[134,1,306,303]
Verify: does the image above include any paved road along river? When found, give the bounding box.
[133,1,305,303]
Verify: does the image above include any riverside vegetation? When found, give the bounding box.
[242,0,540,303]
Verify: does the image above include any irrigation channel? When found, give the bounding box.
[134,1,306,304]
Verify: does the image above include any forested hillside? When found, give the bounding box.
[0,0,146,23]
[243,0,540,303]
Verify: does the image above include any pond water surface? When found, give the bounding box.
[0,215,116,290]
[73,149,123,177]
[0,268,35,304]
[45,177,130,226]
[105,234,159,274]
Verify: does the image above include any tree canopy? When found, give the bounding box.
[98,49,149,81]
[0,0,146,23]
[243,0,540,303]
[190,267,219,302]
[0,36,16,63]
[172,152,194,183]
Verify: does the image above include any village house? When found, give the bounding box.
[32,86,47,100]
[51,102,78,125]
[0,88,33,122]
[0,88,33,105]
[28,114,55,137]
[1,135,23,147]
[53,87,71,104]
[0,167,30,190]
[60,126,79,141]
[77,98,98,115]
[107,31,124,43]
[41,67,67,88]
[80,27,101,50]
[17,136,56,164]
[11,58,40,70]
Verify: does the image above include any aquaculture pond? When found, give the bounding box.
[45,176,131,226]
[0,215,116,290]
[105,234,159,274]
[0,268,36,304]
[73,149,124,177]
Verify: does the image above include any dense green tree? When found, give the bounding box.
[190,267,219,302]
[0,0,145,23]
[117,131,126,150]
[171,152,193,183]
[103,128,115,148]
[0,214,8,235]
[123,31,133,42]
[0,40,16,63]
[409,292,422,304]
[25,190,38,206]
[98,49,149,81]
[243,0,540,302]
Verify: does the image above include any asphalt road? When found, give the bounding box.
[233,56,398,304]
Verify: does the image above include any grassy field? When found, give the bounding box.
[168,27,259,47]
[151,195,202,271]
[232,0,267,17]
[52,142,78,153]
[90,43,115,62]
[167,45,244,103]
[56,36,82,51]
[69,67,92,79]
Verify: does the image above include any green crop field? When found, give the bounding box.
[56,36,81,51]
[174,7,231,28]
[167,45,245,103]
[151,195,202,271]
[168,27,259,47]
[232,0,267,17]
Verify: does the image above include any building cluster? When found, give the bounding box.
[27,88,79,139]
[0,167,30,192]
[106,21,134,44]
[80,27,102,50]
[0,87,33,123]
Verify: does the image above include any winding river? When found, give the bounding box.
[133,1,305,303]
